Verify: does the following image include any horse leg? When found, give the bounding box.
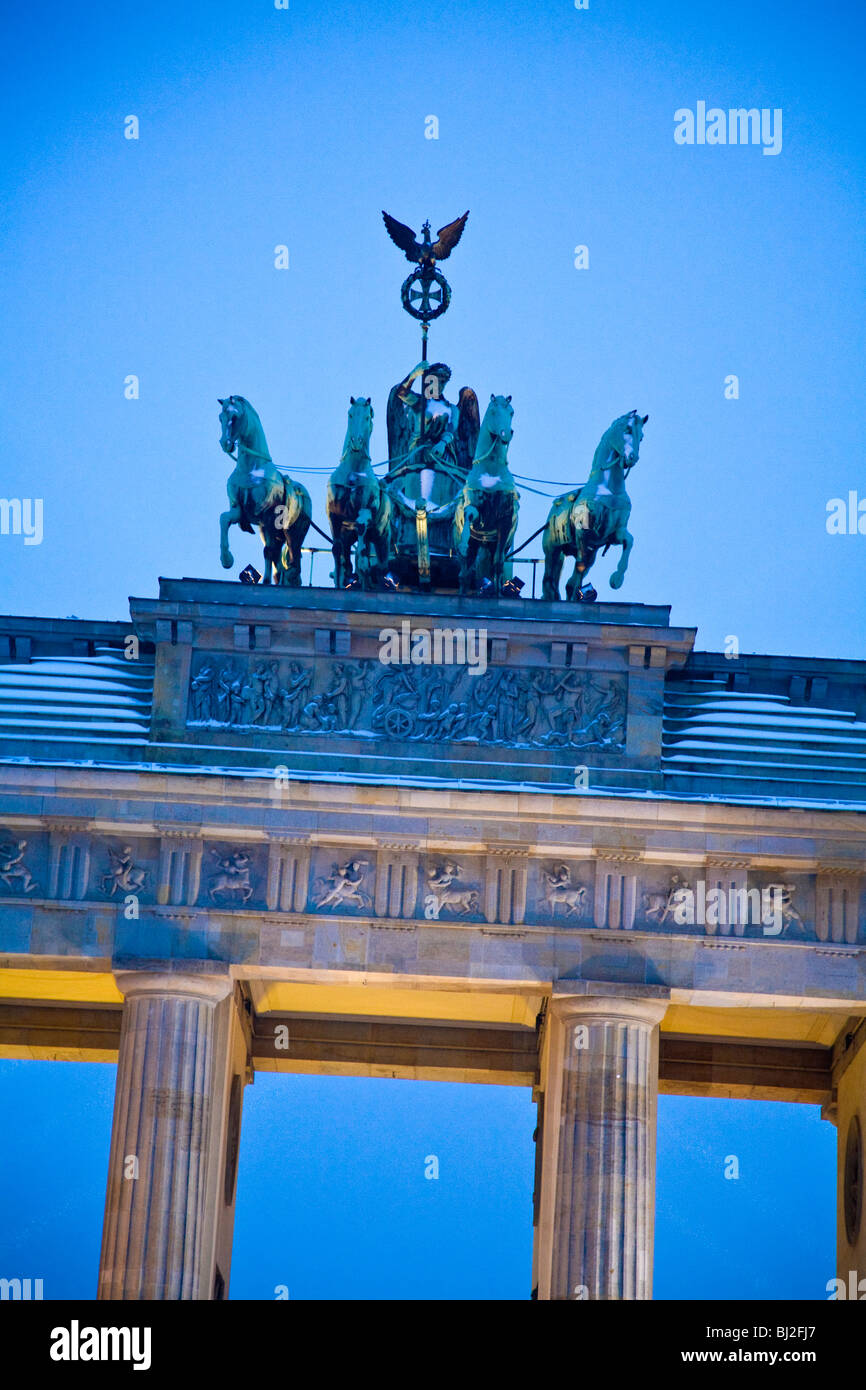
[566,553,594,600]
[331,537,344,589]
[458,536,473,595]
[492,500,517,595]
[355,510,373,590]
[280,524,300,588]
[542,541,564,601]
[566,531,596,601]
[220,506,242,569]
[345,533,357,586]
[501,503,518,596]
[491,528,503,596]
[278,538,296,586]
[458,504,478,594]
[610,529,633,589]
[262,522,283,584]
[372,520,389,589]
[283,513,310,589]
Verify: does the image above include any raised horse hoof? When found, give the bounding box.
[609,573,624,590]
[220,552,234,570]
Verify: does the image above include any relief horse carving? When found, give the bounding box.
[326,397,392,590]
[218,395,311,586]
[542,410,648,601]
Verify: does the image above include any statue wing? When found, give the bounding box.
[432,211,469,261]
[386,382,413,466]
[455,387,481,473]
[382,211,421,262]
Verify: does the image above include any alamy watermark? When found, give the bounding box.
[826,491,866,535]
[657,880,787,935]
[0,498,43,545]
[674,103,782,156]
[827,1272,866,1299]
[378,620,487,676]
[0,1276,43,1299]
[50,1322,151,1370]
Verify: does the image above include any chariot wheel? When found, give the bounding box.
[384,707,414,739]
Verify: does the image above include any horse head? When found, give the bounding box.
[612,409,649,470]
[219,394,257,458]
[218,396,247,455]
[219,395,270,463]
[482,393,514,449]
[345,396,374,457]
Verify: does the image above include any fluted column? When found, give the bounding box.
[535,989,668,1300]
[98,971,236,1300]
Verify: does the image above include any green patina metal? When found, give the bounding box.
[541,411,649,601]
[454,394,519,596]
[326,397,392,591]
[218,396,311,587]
[214,216,649,600]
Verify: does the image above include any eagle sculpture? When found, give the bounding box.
[382,210,469,269]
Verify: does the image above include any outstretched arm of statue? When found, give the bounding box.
[397,361,429,406]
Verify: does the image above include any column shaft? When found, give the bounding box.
[536,993,667,1300]
[98,972,235,1300]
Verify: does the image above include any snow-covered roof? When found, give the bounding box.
[0,646,153,747]
[0,635,864,810]
[663,678,866,801]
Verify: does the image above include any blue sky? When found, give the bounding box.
[0,1062,837,1299]
[0,0,861,1298]
[1,0,864,654]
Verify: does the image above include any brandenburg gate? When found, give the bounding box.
[0,212,864,1300]
[0,582,864,1299]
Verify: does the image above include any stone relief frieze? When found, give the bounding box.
[0,835,39,894]
[0,827,860,945]
[636,870,816,940]
[186,653,627,750]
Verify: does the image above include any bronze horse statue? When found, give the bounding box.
[327,397,392,590]
[218,396,311,585]
[541,410,648,601]
[453,394,519,596]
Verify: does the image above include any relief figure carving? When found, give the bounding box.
[423,861,480,918]
[540,863,589,918]
[764,882,807,938]
[101,845,147,897]
[208,849,254,904]
[313,859,371,911]
[644,873,691,925]
[0,837,39,895]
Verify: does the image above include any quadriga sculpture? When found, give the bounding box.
[542,410,648,601]
[218,396,311,586]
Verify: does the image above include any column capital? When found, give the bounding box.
[113,970,233,1005]
[549,983,669,1028]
